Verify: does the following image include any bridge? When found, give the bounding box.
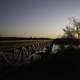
[0,40,53,65]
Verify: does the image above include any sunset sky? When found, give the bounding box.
[1,0,80,38]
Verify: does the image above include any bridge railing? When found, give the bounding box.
[0,40,53,65]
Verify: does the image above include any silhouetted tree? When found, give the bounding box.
[72,18,80,39]
[63,26,75,38]
[63,17,80,39]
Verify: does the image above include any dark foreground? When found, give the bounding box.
[0,48,80,80]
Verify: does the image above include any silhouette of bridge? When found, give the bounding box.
[0,40,53,65]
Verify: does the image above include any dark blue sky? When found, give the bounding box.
[1,0,80,38]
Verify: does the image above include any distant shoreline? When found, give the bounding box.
[0,37,53,41]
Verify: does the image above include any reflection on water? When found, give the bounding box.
[51,44,80,54]
[51,44,60,54]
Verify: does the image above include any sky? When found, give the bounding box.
[1,0,80,38]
